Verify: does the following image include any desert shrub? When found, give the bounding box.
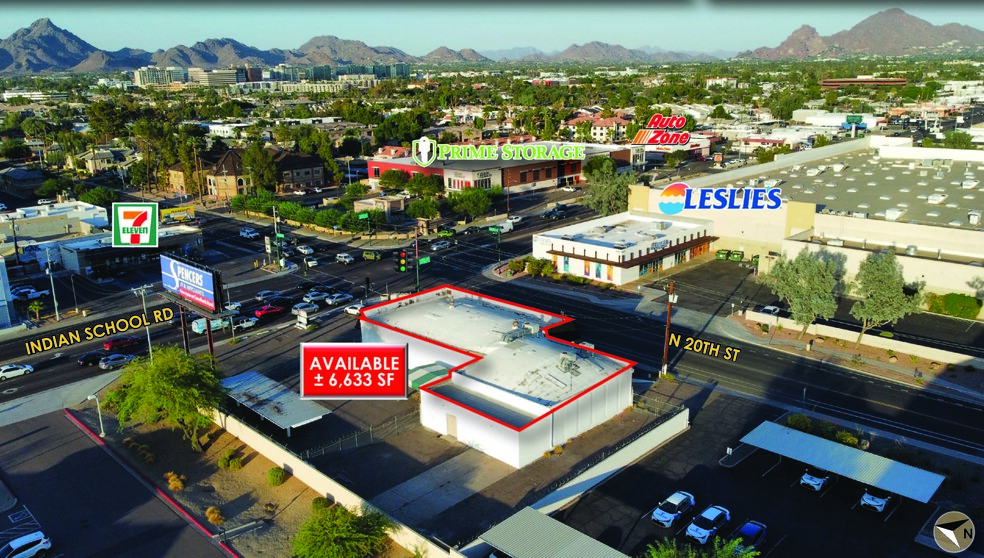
[164,472,186,491]
[217,448,235,469]
[759,324,770,333]
[312,497,332,513]
[878,331,894,338]
[507,258,526,273]
[946,363,956,371]
[228,457,244,471]
[205,507,225,526]
[835,431,859,447]
[909,355,919,364]
[122,437,137,449]
[785,413,812,433]
[267,467,287,487]
[543,451,552,458]
[815,420,837,441]
[927,293,983,319]
[886,349,895,357]
[102,388,126,413]
[553,445,563,455]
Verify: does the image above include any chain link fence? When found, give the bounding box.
[302,410,421,460]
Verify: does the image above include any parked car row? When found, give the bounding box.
[651,490,766,550]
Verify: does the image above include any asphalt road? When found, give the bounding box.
[4,203,983,460]
[469,282,984,458]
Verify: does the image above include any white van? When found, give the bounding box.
[489,220,514,233]
[191,317,231,334]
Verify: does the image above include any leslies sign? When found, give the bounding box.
[300,343,408,400]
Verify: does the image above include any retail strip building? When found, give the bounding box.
[359,285,636,468]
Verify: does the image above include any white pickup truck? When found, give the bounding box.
[13,287,50,301]
[240,227,260,239]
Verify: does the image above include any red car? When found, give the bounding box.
[255,305,284,318]
[104,335,141,351]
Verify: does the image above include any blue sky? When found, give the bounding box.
[2,3,984,56]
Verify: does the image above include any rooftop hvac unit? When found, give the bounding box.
[852,212,868,219]
[827,239,845,247]
[970,211,982,226]
[886,208,905,221]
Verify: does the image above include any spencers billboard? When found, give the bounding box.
[160,254,223,312]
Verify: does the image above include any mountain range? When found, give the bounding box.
[739,8,984,59]
[1,10,983,74]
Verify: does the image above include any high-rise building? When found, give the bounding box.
[307,65,333,81]
[189,68,243,86]
[134,66,171,87]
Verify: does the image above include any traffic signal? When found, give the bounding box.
[396,251,408,272]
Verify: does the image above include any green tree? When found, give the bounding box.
[1,139,32,159]
[242,142,278,191]
[113,345,228,452]
[473,116,486,130]
[79,186,119,209]
[850,251,923,347]
[406,198,439,220]
[710,105,733,120]
[378,169,410,191]
[583,156,617,177]
[812,135,830,148]
[452,187,491,218]
[584,168,634,216]
[760,249,839,339]
[28,300,43,321]
[922,137,937,148]
[406,173,444,198]
[642,536,759,557]
[35,176,74,198]
[438,131,459,144]
[293,504,394,558]
[339,136,363,158]
[943,130,975,150]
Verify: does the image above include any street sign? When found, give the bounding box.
[358,213,369,220]
[418,256,431,265]
[489,227,500,234]
[846,115,863,124]
[264,236,272,254]
[276,233,285,238]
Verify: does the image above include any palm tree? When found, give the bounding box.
[28,300,43,321]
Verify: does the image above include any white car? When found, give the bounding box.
[651,491,695,528]
[431,240,453,251]
[0,531,51,558]
[240,227,259,239]
[292,302,320,315]
[224,302,242,314]
[507,215,523,223]
[293,189,307,196]
[233,317,259,331]
[99,353,136,370]
[14,288,50,301]
[561,186,578,192]
[37,198,55,205]
[344,304,365,316]
[325,293,354,306]
[297,245,314,255]
[799,468,830,491]
[0,364,34,381]
[685,505,730,545]
[860,488,892,512]
[303,291,330,303]
[304,256,319,268]
[761,305,781,316]
[255,290,281,302]
[336,253,355,265]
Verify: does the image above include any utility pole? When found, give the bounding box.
[132,284,154,363]
[272,205,282,271]
[44,247,60,321]
[661,282,677,378]
[414,230,420,292]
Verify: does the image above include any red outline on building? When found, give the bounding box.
[359,284,637,432]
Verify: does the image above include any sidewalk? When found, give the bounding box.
[482,264,984,403]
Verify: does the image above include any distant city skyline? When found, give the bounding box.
[2,3,984,57]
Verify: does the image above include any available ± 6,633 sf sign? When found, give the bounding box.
[300,343,408,400]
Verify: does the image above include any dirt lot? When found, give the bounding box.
[71,404,412,558]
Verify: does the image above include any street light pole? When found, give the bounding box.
[44,247,60,321]
[661,281,677,378]
[87,394,105,437]
[71,274,79,314]
[414,230,420,292]
[132,284,154,363]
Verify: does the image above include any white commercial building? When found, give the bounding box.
[531,211,715,286]
[360,286,635,468]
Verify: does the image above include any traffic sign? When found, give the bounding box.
[418,256,431,265]
[276,233,285,238]
[358,212,369,220]
[846,115,863,124]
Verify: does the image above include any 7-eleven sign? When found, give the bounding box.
[112,203,159,247]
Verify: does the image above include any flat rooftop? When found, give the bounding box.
[537,211,706,250]
[365,288,632,410]
[61,225,201,250]
[716,151,984,231]
[0,201,106,221]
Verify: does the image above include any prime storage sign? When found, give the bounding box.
[161,254,218,312]
[411,136,585,168]
[113,203,158,247]
[300,343,407,400]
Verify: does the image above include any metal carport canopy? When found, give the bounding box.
[741,421,945,503]
[222,371,329,436]
[482,507,629,558]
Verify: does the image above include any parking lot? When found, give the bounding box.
[556,388,943,558]
[0,411,228,558]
